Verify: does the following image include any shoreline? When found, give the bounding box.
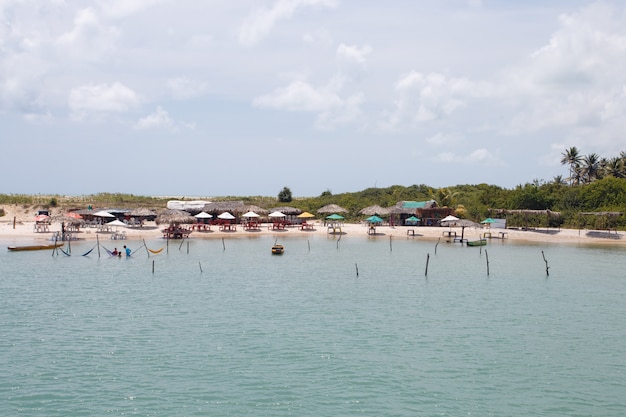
[2,219,624,247]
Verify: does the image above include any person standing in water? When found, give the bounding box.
[124,245,131,257]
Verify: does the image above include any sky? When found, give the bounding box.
[2,0,626,198]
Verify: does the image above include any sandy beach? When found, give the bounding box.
[1,205,623,247]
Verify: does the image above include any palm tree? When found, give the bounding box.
[604,157,624,178]
[560,146,582,185]
[581,153,601,183]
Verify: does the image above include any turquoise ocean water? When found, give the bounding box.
[1,234,625,416]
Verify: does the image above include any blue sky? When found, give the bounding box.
[2,0,626,198]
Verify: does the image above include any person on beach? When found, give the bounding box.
[124,245,131,257]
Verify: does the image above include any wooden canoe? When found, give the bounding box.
[7,242,65,251]
[466,239,487,247]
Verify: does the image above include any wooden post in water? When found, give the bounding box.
[542,250,550,276]
[485,249,490,276]
[187,241,189,254]
[152,260,155,274]
[199,261,203,273]
[389,235,392,252]
[222,237,226,250]
[435,237,440,254]
[355,263,359,277]
[425,253,430,276]
[143,239,150,257]
[308,240,310,253]
[97,235,101,258]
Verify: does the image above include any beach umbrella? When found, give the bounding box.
[237,205,269,215]
[317,204,348,214]
[268,206,301,215]
[51,214,85,225]
[268,211,286,218]
[242,211,260,218]
[217,212,236,220]
[365,215,383,223]
[155,209,197,225]
[440,215,460,225]
[359,205,390,216]
[194,211,213,219]
[107,219,127,228]
[94,210,115,218]
[297,211,315,219]
[326,213,345,220]
[405,215,420,225]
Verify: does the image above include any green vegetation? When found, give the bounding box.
[278,186,293,203]
[1,148,625,229]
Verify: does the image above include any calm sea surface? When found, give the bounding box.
[1,235,625,416]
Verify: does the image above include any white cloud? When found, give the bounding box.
[238,0,338,46]
[432,148,502,165]
[167,77,207,100]
[68,82,140,117]
[336,43,372,65]
[97,0,168,19]
[426,132,461,147]
[383,71,483,128]
[253,80,341,112]
[135,106,195,131]
[500,2,626,143]
[135,106,173,130]
[253,76,364,129]
[56,7,121,61]
[302,28,333,46]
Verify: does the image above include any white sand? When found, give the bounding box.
[1,219,623,247]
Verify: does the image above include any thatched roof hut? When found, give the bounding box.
[129,208,156,217]
[155,209,197,225]
[237,205,269,215]
[317,204,348,214]
[268,206,302,215]
[202,201,245,216]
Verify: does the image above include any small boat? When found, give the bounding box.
[466,239,487,247]
[8,242,65,252]
[271,244,285,255]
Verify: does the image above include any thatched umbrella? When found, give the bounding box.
[359,205,390,216]
[155,209,197,225]
[129,208,156,217]
[317,204,348,214]
[237,205,269,215]
[268,206,302,215]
